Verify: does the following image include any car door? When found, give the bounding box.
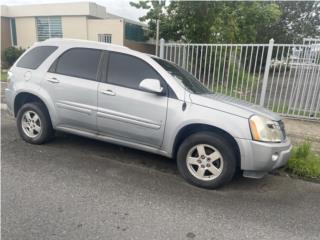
[97,51,168,147]
[42,47,102,132]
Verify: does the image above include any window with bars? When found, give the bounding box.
[98,34,112,43]
[36,16,63,41]
[10,18,17,46]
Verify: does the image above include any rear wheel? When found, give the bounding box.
[16,102,54,144]
[177,132,236,189]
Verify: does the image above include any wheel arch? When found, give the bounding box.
[172,123,241,168]
[13,91,55,126]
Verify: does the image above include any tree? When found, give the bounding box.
[129,1,168,39]
[258,1,320,43]
[130,1,281,43]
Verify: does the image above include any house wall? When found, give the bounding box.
[87,19,124,45]
[1,3,148,50]
[15,17,37,49]
[1,17,12,51]
[62,16,88,39]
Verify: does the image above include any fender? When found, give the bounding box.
[13,84,58,127]
[162,99,251,157]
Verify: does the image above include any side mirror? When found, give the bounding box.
[139,78,164,94]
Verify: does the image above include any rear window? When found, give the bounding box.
[16,46,58,69]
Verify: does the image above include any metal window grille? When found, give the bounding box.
[98,34,112,43]
[36,16,62,41]
[10,18,17,46]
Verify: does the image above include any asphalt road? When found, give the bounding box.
[1,110,320,240]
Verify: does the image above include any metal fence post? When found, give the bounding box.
[182,46,187,69]
[159,38,165,58]
[259,38,274,106]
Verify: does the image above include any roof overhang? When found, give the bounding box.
[0,2,106,18]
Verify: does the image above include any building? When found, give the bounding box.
[1,2,153,52]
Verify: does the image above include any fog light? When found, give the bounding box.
[272,153,279,162]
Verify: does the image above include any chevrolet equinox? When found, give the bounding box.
[5,39,292,189]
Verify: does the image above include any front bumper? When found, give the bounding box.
[236,137,292,178]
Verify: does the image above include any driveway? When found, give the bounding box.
[1,111,320,240]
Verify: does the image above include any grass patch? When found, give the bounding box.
[287,141,320,179]
[1,70,7,81]
[207,62,259,100]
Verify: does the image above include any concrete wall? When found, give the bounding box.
[14,16,90,48]
[15,17,37,49]
[1,17,12,51]
[87,19,124,45]
[9,16,127,48]
[62,16,88,40]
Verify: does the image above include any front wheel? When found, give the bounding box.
[177,132,236,189]
[16,102,54,144]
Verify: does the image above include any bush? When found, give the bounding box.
[3,46,25,67]
[287,141,320,179]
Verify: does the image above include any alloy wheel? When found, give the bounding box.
[21,110,42,138]
[186,144,223,181]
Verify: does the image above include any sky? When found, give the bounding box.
[0,0,148,22]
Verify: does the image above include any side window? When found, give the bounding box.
[16,46,57,69]
[107,52,164,90]
[54,48,102,81]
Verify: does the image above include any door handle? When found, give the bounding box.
[101,89,116,96]
[47,77,60,83]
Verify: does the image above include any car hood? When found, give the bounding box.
[190,93,281,121]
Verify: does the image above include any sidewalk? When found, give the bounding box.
[283,118,320,153]
[1,81,7,104]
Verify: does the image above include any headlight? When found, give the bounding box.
[249,115,282,142]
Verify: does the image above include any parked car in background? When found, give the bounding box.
[5,39,292,189]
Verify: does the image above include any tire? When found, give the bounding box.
[16,102,54,144]
[177,132,236,189]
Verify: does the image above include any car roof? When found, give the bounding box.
[36,38,130,52]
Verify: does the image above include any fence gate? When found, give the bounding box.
[159,39,320,121]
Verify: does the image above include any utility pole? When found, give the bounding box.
[155,0,161,56]
[155,19,160,56]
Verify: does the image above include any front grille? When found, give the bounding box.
[278,120,286,140]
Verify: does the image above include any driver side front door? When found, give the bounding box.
[97,51,168,147]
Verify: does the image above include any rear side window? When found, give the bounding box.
[16,46,57,69]
[106,52,163,90]
[53,48,102,80]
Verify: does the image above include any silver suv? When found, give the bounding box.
[5,39,292,189]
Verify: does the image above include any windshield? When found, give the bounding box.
[152,57,211,94]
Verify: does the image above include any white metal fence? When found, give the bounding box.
[159,39,320,120]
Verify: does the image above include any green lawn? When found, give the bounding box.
[287,141,320,179]
[1,70,7,81]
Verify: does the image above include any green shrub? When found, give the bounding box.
[287,141,320,179]
[3,46,25,67]
[1,70,7,81]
